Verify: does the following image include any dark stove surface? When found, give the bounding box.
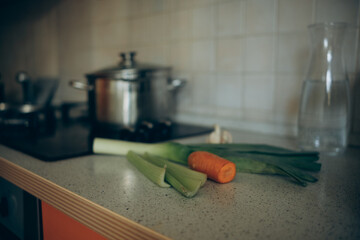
[0,120,212,161]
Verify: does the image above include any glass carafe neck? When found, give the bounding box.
[306,22,348,82]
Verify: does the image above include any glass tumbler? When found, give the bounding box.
[297,23,351,155]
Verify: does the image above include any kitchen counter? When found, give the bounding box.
[1,130,359,240]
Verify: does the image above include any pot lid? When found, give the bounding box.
[86,52,171,80]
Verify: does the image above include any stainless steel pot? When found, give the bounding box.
[70,52,185,129]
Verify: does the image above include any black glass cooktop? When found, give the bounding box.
[0,121,212,161]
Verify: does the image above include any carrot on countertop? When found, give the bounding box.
[188,151,236,184]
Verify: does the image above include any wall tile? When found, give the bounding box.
[58,0,93,29]
[244,73,275,111]
[132,44,170,66]
[344,26,359,74]
[170,0,195,10]
[92,21,128,48]
[242,109,275,124]
[92,0,128,23]
[246,0,276,34]
[245,35,275,72]
[274,74,304,124]
[278,0,314,32]
[169,42,193,71]
[192,40,215,72]
[315,0,359,24]
[192,5,215,39]
[217,0,245,37]
[128,0,163,17]
[58,25,93,55]
[144,0,172,14]
[58,50,93,102]
[129,17,149,45]
[92,46,126,70]
[171,9,192,41]
[172,71,193,112]
[193,0,216,7]
[0,0,359,135]
[216,73,243,109]
[216,108,243,119]
[147,13,170,43]
[191,73,217,114]
[216,37,244,72]
[277,33,309,74]
[32,7,59,77]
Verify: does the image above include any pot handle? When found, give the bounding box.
[168,78,186,91]
[69,80,94,91]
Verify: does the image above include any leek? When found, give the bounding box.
[126,151,170,188]
[165,172,202,198]
[143,153,207,187]
[188,143,319,156]
[94,138,191,164]
[142,153,205,198]
[94,138,321,187]
[126,152,205,197]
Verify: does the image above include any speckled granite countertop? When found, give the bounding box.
[1,130,359,240]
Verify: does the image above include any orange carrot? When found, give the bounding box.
[188,151,236,183]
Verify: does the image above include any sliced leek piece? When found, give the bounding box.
[126,151,170,188]
[143,153,207,187]
[165,172,202,198]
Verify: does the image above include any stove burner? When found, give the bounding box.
[93,120,173,142]
[0,103,213,161]
[0,106,56,137]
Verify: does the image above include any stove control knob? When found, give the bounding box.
[16,71,33,104]
[0,196,8,217]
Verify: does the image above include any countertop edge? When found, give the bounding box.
[0,156,171,240]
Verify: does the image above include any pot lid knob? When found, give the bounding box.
[16,71,30,83]
[120,51,136,68]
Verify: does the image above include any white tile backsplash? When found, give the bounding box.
[244,73,275,111]
[272,73,304,136]
[192,5,216,39]
[246,0,277,34]
[192,40,215,71]
[58,0,93,29]
[0,0,359,136]
[278,0,314,32]
[274,74,303,121]
[191,73,217,115]
[216,37,244,72]
[147,13,171,44]
[194,0,216,6]
[171,0,195,11]
[245,35,275,72]
[171,9,193,41]
[277,33,309,74]
[216,73,243,109]
[170,42,193,71]
[217,0,246,37]
[129,17,149,45]
[92,0,128,23]
[315,0,359,24]
[173,71,193,112]
[134,44,170,66]
[92,20,128,48]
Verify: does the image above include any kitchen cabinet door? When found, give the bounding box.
[0,177,41,240]
[41,201,106,240]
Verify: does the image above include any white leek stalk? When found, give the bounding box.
[94,138,191,165]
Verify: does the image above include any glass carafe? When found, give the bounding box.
[297,22,351,155]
